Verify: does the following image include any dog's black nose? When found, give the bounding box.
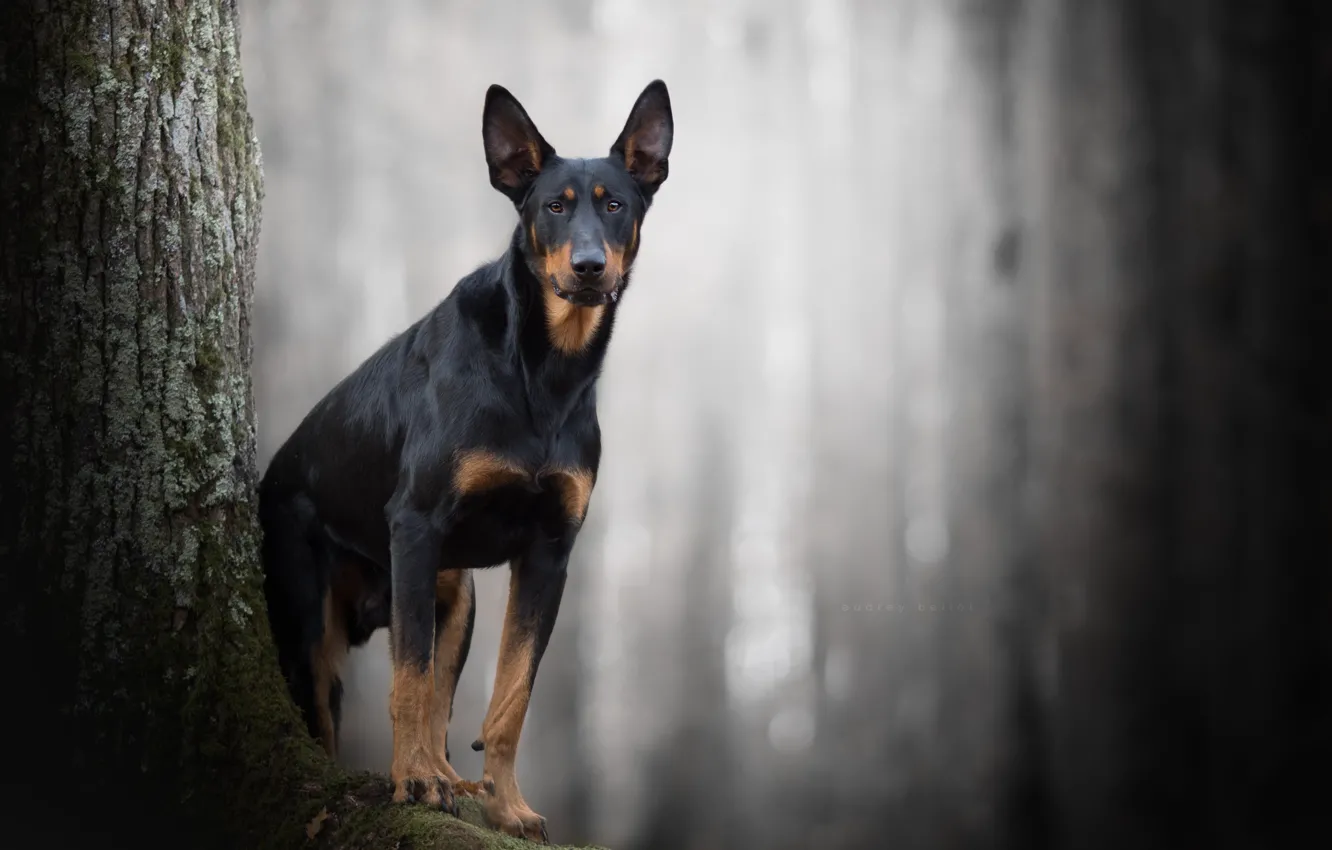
[571,252,605,279]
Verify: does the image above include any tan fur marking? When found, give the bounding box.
[480,576,534,763]
[562,186,575,201]
[542,287,605,354]
[390,656,442,803]
[541,240,574,290]
[603,239,626,287]
[477,565,543,836]
[454,449,529,495]
[453,453,591,516]
[525,141,542,172]
[538,238,613,353]
[545,467,595,523]
[311,589,348,757]
[430,570,473,785]
[593,185,605,200]
[436,569,465,599]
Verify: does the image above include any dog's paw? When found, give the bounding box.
[480,780,548,843]
[392,774,459,817]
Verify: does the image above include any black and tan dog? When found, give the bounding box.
[258,81,672,841]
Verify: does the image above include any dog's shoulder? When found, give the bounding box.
[447,255,514,353]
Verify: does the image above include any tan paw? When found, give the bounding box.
[480,780,548,843]
[392,773,458,817]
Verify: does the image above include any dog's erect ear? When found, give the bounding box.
[610,80,673,199]
[483,84,555,204]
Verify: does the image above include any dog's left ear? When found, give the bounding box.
[611,80,673,200]
[483,84,556,205]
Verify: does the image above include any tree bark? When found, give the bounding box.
[0,2,595,847]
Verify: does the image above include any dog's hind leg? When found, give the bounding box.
[310,587,349,757]
[259,487,334,754]
[314,553,389,758]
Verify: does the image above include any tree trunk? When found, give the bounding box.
[0,3,594,847]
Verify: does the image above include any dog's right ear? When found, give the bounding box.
[482,85,555,205]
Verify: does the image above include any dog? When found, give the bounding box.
[258,80,672,842]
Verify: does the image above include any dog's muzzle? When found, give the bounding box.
[550,277,623,306]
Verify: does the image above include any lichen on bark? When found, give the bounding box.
[2,0,275,802]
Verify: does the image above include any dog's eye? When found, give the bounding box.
[606,199,622,213]
[547,201,564,214]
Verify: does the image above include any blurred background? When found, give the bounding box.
[239,2,1329,849]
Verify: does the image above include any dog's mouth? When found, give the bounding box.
[550,278,623,307]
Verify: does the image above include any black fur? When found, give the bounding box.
[259,80,672,750]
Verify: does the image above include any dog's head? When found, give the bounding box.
[482,81,673,307]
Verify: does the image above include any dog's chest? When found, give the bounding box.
[444,450,593,568]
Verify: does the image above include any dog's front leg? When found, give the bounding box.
[475,536,570,843]
[431,568,478,793]
[387,504,457,813]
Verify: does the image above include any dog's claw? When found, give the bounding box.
[395,775,457,813]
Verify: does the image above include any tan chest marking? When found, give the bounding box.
[454,449,529,494]
[453,449,594,523]
[528,230,607,355]
[542,288,605,355]
[543,466,594,522]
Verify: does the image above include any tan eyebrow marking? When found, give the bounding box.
[562,186,575,201]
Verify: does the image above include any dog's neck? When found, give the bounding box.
[505,227,618,424]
